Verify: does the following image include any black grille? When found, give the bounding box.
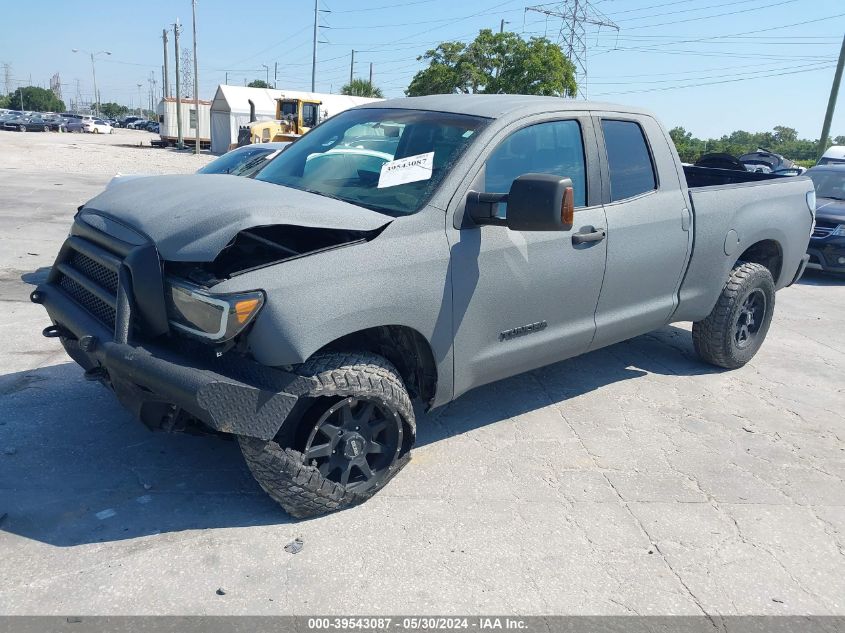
[54,236,122,331]
[69,251,118,294]
[58,274,117,327]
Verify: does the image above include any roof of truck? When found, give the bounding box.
[361,94,655,119]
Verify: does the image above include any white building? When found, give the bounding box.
[209,85,381,155]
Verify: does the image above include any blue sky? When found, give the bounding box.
[2,0,843,138]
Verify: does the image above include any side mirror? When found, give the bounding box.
[466,173,575,231]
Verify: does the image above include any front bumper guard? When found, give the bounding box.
[32,282,315,441]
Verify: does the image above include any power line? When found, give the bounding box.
[620,0,799,31]
[593,61,835,97]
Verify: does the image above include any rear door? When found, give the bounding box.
[448,114,608,397]
[590,114,691,350]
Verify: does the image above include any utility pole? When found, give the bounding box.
[349,50,355,85]
[192,0,200,155]
[137,83,143,116]
[526,0,618,98]
[369,62,373,86]
[818,34,845,160]
[500,19,507,33]
[262,63,270,87]
[274,61,278,88]
[162,29,170,98]
[225,71,229,85]
[311,0,318,92]
[174,19,184,149]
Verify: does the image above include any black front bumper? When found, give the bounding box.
[32,223,312,441]
[807,236,845,274]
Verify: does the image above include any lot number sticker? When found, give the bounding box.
[377,152,434,188]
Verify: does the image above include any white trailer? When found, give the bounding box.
[156,97,212,148]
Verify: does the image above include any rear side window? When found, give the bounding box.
[601,119,656,202]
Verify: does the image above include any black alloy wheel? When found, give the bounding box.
[734,288,766,349]
[303,396,403,493]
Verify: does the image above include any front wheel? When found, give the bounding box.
[18,125,25,132]
[93,128,100,134]
[239,352,415,518]
[693,262,775,369]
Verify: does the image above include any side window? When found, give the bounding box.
[601,119,656,202]
[302,103,318,128]
[484,120,587,210]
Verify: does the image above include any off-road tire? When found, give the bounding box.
[239,352,415,518]
[693,262,775,369]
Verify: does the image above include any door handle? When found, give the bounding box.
[572,228,606,245]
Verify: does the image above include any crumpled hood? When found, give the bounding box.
[80,174,392,260]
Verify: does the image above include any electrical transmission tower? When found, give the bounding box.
[2,63,11,96]
[526,0,618,98]
[50,73,63,103]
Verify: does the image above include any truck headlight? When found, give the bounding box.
[165,280,264,342]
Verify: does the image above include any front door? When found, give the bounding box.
[448,116,608,398]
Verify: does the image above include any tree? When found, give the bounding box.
[247,79,270,89]
[6,86,65,112]
[341,78,384,98]
[665,125,831,165]
[406,29,576,97]
[100,102,129,119]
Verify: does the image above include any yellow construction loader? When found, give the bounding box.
[246,97,322,144]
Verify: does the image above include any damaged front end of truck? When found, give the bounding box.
[31,174,402,517]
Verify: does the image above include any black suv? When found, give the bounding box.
[807,165,845,274]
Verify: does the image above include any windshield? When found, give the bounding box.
[198,146,279,176]
[808,169,845,200]
[255,108,489,216]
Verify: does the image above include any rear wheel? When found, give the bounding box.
[18,125,25,132]
[693,262,775,369]
[43,125,49,132]
[239,352,415,518]
[93,128,100,134]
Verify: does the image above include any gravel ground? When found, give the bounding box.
[0,127,214,177]
[0,131,844,619]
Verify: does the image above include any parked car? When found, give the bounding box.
[806,164,845,274]
[106,142,290,189]
[2,116,57,132]
[85,119,113,134]
[65,119,87,133]
[118,116,144,128]
[739,149,795,174]
[197,142,289,176]
[127,119,149,130]
[818,145,845,166]
[31,95,814,517]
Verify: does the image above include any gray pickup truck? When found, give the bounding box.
[32,95,814,517]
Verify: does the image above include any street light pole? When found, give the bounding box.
[262,63,270,87]
[72,48,111,117]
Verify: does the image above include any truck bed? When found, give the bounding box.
[683,165,785,188]
[673,172,814,324]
